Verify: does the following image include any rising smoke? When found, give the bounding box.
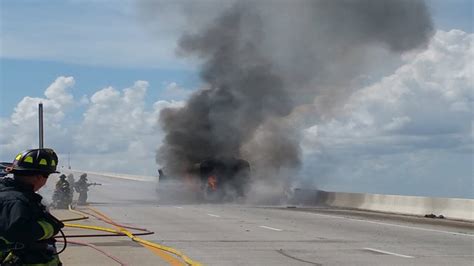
[147,0,433,186]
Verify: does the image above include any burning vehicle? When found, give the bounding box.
[196,158,250,201]
[157,158,251,202]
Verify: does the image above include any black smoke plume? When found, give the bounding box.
[154,0,433,180]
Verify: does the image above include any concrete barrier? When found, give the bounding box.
[313,190,474,222]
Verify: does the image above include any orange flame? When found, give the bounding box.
[208,175,217,191]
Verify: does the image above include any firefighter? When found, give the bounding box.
[0,148,64,265]
[75,173,100,206]
[52,174,72,209]
[66,174,75,191]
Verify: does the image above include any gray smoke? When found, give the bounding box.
[154,0,433,179]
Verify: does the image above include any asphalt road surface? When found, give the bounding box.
[44,173,474,266]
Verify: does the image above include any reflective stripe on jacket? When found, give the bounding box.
[0,178,62,265]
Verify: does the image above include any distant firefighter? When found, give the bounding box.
[74,173,101,205]
[67,173,75,190]
[52,174,72,209]
[158,168,168,181]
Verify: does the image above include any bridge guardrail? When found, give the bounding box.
[293,189,473,222]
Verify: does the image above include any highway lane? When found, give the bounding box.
[47,173,474,265]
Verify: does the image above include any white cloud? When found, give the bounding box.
[72,80,184,174]
[162,82,192,99]
[302,30,473,198]
[76,81,151,152]
[10,76,75,126]
[0,77,184,176]
[305,30,472,150]
[1,76,75,157]
[44,77,75,106]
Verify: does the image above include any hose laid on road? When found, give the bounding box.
[56,239,128,266]
[50,205,88,222]
[67,208,187,265]
[61,206,202,266]
[78,208,154,233]
[57,231,153,238]
[60,216,89,222]
[63,221,185,266]
[60,205,154,238]
[66,208,155,236]
[53,206,139,265]
[62,205,90,222]
[63,222,153,237]
[58,206,130,266]
[86,207,203,266]
[64,223,123,234]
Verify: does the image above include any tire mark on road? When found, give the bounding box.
[276,249,322,265]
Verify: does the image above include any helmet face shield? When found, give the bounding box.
[10,148,59,175]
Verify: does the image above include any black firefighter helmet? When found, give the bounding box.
[79,173,88,181]
[3,149,59,175]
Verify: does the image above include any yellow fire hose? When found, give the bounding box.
[67,205,89,220]
[53,207,129,265]
[63,223,122,235]
[88,207,203,266]
[64,207,202,266]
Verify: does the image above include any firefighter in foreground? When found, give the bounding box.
[0,148,65,265]
[74,173,100,205]
[52,174,72,209]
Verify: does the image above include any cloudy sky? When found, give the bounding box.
[0,0,472,198]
